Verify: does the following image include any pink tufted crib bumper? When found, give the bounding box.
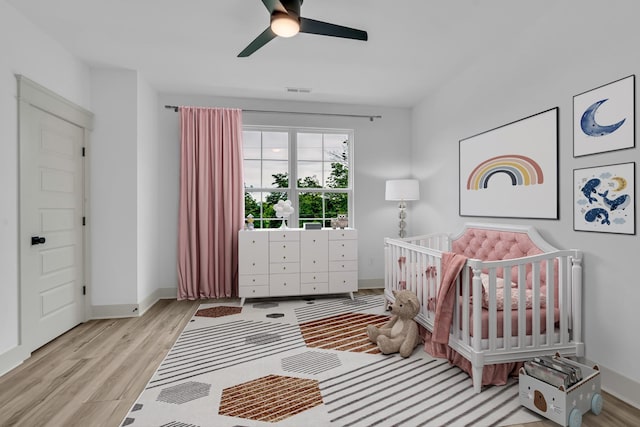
[451,227,560,308]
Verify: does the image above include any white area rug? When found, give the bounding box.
[122,295,542,427]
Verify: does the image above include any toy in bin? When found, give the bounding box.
[519,353,603,427]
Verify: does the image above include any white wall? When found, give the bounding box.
[0,0,91,362]
[411,0,640,405]
[137,75,161,304]
[158,94,412,288]
[90,69,138,307]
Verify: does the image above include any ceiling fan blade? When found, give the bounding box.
[238,27,277,57]
[299,17,368,41]
[261,0,287,14]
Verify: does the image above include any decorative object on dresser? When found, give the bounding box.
[238,228,358,306]
[385,179,420,238]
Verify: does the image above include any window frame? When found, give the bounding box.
[243,125,354,229]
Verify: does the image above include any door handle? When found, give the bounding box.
[31,236,46,245]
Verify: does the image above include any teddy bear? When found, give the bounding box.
[366,289,421,358]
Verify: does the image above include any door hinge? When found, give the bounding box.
[82,285,86,295]
[83,216,86,226]
[82,147,86,157]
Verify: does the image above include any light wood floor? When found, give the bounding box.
[1,291,638,427]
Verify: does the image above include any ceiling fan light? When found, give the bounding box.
[270,12,300,37]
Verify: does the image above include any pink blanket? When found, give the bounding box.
[432,252,468,344]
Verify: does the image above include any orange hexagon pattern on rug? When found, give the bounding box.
[299,312,389,353]
[195,306,242,318]
[218,375,322,422]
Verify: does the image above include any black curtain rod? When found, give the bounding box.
[164,105,382,121]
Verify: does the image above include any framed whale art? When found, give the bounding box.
[574,162,635,235]
[573,75,635,157]
[459,107,558,219]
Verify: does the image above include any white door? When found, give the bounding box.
[20,104,85,351]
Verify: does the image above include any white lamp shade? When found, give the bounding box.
[385,179,420,201]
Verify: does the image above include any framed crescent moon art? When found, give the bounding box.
[573,162,635,235]
[459,108,558,219]
[573,75,635,157]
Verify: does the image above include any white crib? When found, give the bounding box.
[384,222,584,393]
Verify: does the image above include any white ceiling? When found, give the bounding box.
[8,0,558,107]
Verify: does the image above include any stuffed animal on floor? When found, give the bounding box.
[366,290,421,358]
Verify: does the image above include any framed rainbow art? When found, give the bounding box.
[459,108,558,219]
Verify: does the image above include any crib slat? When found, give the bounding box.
[517,264,527,348]
[488,268,497,351]
[531,262,541,348]
[546,258,555,347]
[503,267,512,351]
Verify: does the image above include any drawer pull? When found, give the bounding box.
[342,243,345,247]
[252,240,256,244]
[313,276,316,280]
[283,266,286,270]
[283,244,286,248]
[342,264,345,268]
[252,289,256,293]
[313,260,316,264]
[252,262,256,266]
[252,278,256,282]
[283,256,287,260]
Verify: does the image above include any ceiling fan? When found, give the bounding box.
[238,0,368,57]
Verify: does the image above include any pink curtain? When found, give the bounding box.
[177,107,244,299]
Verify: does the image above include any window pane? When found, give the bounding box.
[243,159,261,189]
[297,161,322,188]
[262,132,288,160]
[242,131,262,159]
[262,160,288,188]
[297,133,323,161]
[299,192,324,219]
[325,162,348,188]
[326,193,348,218]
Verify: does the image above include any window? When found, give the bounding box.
[243,126,353,229]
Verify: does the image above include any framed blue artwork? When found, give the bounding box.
[574,162,635,234]
[573,75,635,157]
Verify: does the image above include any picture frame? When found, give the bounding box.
[573,162,635,234]
[573,75,635,157]
[459,107,558,219]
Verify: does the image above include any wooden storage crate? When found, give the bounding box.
[519,354,603,427]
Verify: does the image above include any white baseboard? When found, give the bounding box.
[596,362,640,409]
[90,303,140,319]
[90,287,178,319]
[0,344,29,377]
[358,278,384,289]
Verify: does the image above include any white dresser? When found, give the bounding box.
[238,228,358,305]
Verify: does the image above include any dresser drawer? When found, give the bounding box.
[329,260,358,272]
[328,240,357,261]
[270,241,300,263]
[329,271,358,293]
[270,262,299,275]
[239,285,270,298]
[270,274,300,296]
[301,272,329,284]
[269,230,300,242]
[239,274,269,287]
[238,231,269,274]
[328,229,357,240]
[300,282,329,295]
